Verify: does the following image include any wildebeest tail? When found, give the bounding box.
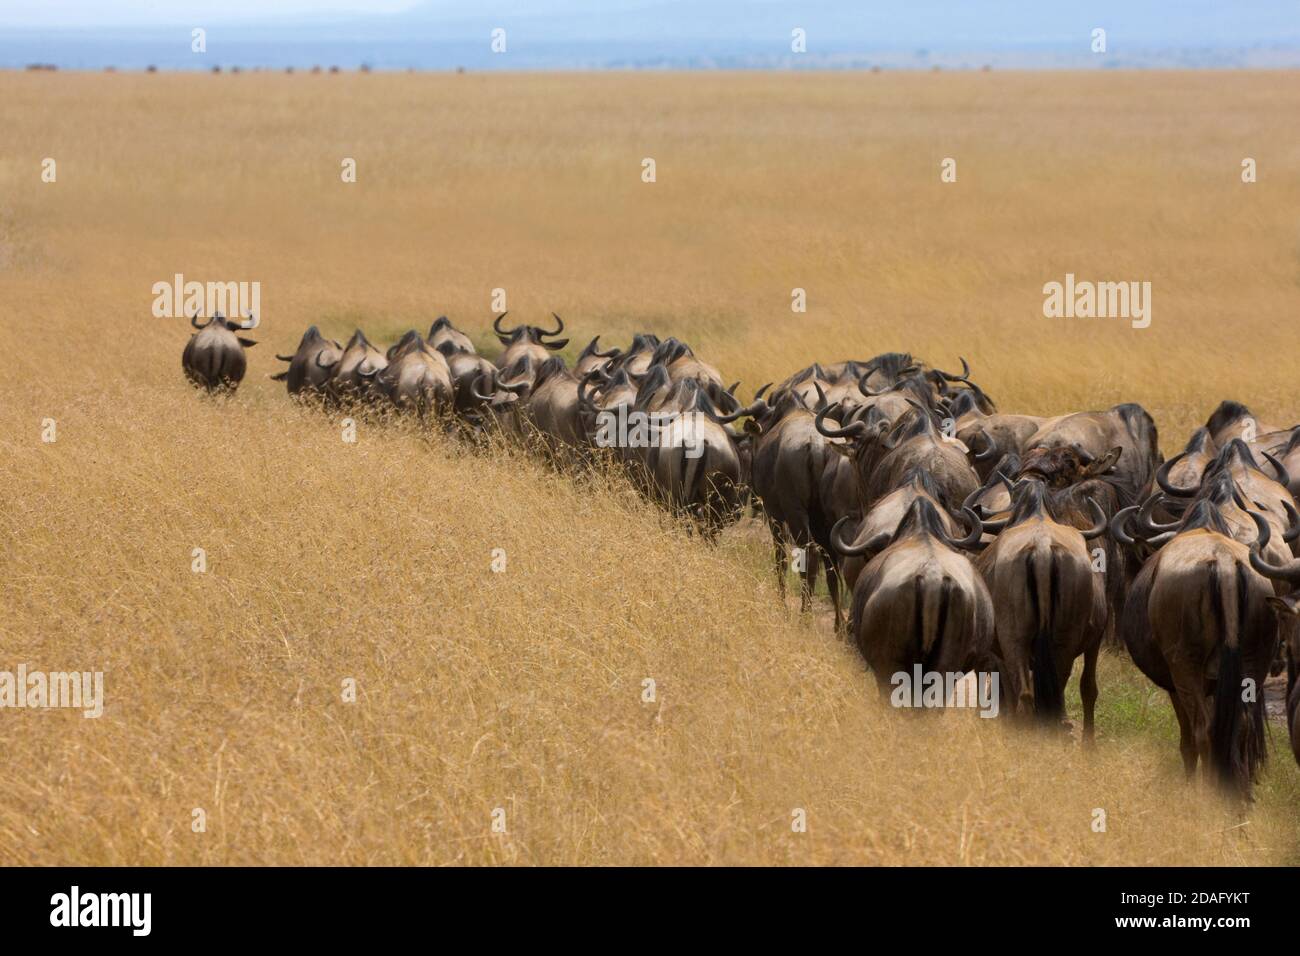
[681,445,703,516]
[1027,548,1064,719]
[806,438,835,563]
[1208,560,1263,796]
[918,574,953,670]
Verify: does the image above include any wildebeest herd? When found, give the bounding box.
[184,312,1300,798]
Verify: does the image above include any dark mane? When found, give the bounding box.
[894,496,949,542]
[1182,426,1213,455]
[1205,400,1254,436]
[1176,498,1235,537]
[533,355,570,387]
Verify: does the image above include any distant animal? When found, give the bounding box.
[182,313,257,392]
[270,326,341,396]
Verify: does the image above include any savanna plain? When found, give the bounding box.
[1,70,1298,865]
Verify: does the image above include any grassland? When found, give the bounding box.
[1,70,1298,865]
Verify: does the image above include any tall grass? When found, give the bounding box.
[1,70,1297,864]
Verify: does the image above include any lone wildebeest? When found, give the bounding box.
[182,313,257,392]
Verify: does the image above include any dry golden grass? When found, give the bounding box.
[1,70,1298,865]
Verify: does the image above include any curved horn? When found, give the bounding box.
[1080,497,1108,540]
[754,382,772,400]
[275,353,294,362]
[936,356,971,383]
[714,400,767,424]
[492,312,518,336]
[969,430,997,462]
[542,312,565,337]
[943,507,987,551]
[829,515,888,558]
[1135,493,1180,536]
[814,404,866,441]
[977,515,1011,533]
[1284,498,1300,544]
[1248,510,1300,582]
[1155,452,1196,497]
[471,373,497,403]
[190,314,210,329]
[857,372,892,398]
[577,369,602,413]
[496,373,531,394]
[1263,451,1291,491]
[1110,506,1140,547]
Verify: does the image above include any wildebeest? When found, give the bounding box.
[494,313,569,372]
[578,366,642,453]
[605,333,661,378]
[817,399,980,513]
[1247,518,1300,767]
[846,498,995,697]
[1021,403,1160,503]
[270,325,341,396]
[1261,427,1300,497]
[1152,427,1217,496]
[1198,400,1299,490]
[1154,440,1298,554]
[445,350,501,416]
[651,338,741,415]
[182,313,257,392]
[949,388,1045,482]
[972,479,1109,737]
[522,356,588,454]
[574,336,621,378]
[1118,500,1277,796]
[318,329,388,405]
[748,385,854,627]
[767,353,938,424]
[962,454,1022,523]
[831,466,958,596]
[426,316,476,357]
[1205,400,1282,449]
[372,330,454,420]
[467,365,531,434]
[640,379,761,539]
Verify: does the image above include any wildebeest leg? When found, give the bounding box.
[1171,675,1212,782]
[768,519,789,601]
[823,547,844,635]
[1169,693,1197,778]
[1080,643,1099,746]
[801,543,820,615]
[995,629,1034,719]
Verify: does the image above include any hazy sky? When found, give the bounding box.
[5,0,1299,42]
[5,1,1299,70]
[0,0,421,27]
